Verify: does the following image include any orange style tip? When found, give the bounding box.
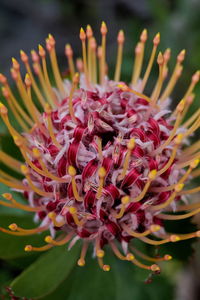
[101,21,108,35]
[153,33,160,45]
[0,102,8,115]
[118,83,128,91]
[2,86,9,99]
[73,73,80,84]
[69,207,77,215]
[20,165,29,175]
[45,236,53,243]
[164,48,171,59]
[190,159,199,169]
[121,196,130,205]
[177,49,186,62]
[175,183,184,192]
[0,73,7,84]
[98,167,106,178]
[196,231,200,237]
[79,28,86,40]
[164,254,172,261]
[126,253,135,261]
[2,193,12,200]
[192,70,200,83]
[24,245,32,252]
[127,138,135,150]
[170,235,180,242]
[86,24,93,38]
[12,57,20,70]
[20,50,29,62]
[150,224,161,232]
[32,147,41,158]
[8,223,18,231]
[140,29,148,42]
[13,136,22,147]
[103,264,110,272]
[148,169,157,180]
[68,165,76,176]
[186,93,195,104]
[65,44,73,57]
[117,30,125,44]
[48,212,56,219]
[174,133,183,145]
[31,50,39,62]
[96,249,105,258]
[77,258,85,267]
[38,44,46,57]
[151,264,160,272]
[157,52,164,65]
[25,74,31,87]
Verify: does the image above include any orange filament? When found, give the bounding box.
[2,193,45,212]
[179,186,200,196]
[24,244,53,252]
[97,257,110,272]
[132,169,157,202]
[160,49,185,102]
[45,232,74,246]
[183,70,200,100]
[46,34,66,97]
[77,242,89,267]
[0,177,28,191]
[90,37,97,84]
[95,237,105,258]
[68,166,82,202]
[141,32,160,92]
[114,30,125,82]
[20,50,46,108]
[109,241,127,260]
[96,136,103,161]
[100,21,107,84]
[69,207,85,226]
[8,223,48,235]
[113,196,130,219]
[65,44,75,78]
[131,258,160,272]
[96,167,106,199]
[139,235,180,246]
[86,25,93,82]
[119,138,135,180]
[45,104,62,149]
[158,207,200,220]
[131,246,172,262]
[80,28,89,86]
[118,84,151,103]
[21,165,53,198]
[151,183,184,211]
[0,200,15,208]
[122,223,160,238]
[151,52,164,105]
[131,29,147,85]
[68,73,79,123]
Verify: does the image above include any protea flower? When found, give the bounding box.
[0,22,200,274]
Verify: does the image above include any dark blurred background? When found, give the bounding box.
[0,0,200,299]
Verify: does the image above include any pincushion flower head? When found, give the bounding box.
[0,22,200,274]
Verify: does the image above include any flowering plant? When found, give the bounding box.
[0,23,200,298]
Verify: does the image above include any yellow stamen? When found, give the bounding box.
[119,138,135,180]
[80,28,89,86]
[65,44,75,79]
[114,30,125,82]
[46,34,66,97]
[24,244,53,252]
[8,223,48,235]
[77,242,89,267]
[151,52,164,105]
[132,169,157,202]
[2,193,45,212]
[96,167,106,199]
[100,21,108,84]
[140,32,160,92]
[68,166,82,202]
[122,223,160,238]
[45,232,74,246]
[131,246,172,262]
[113,196,130,219]
[97,257,110,272]
[45,104,62,149]
[68,73,79,123]
[69,207,85,226]
[160,49,185,102]
[132,29,148,85]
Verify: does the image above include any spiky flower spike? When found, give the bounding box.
[0,24,200,274]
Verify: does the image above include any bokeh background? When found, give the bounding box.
[0,0,200,299]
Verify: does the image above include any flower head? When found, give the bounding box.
[0,23,200,274]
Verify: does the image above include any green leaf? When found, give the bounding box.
[10,243,80,299]
[0,214,47,259]
[41,250,174,300]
